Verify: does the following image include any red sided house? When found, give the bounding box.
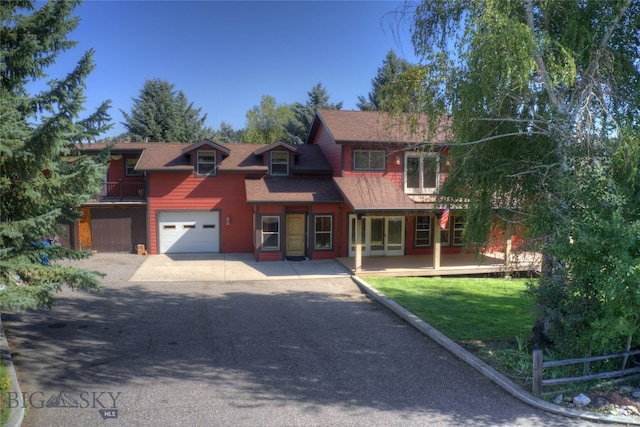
[72,109,526,274]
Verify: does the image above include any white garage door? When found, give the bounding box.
[158,211,220,253]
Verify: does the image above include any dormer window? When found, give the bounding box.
[197,150,216,176]
[270,151,289,176]
[405,152,439,194]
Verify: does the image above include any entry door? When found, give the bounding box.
[286,214,306,257]
[369,217,385,255]
[79,207,92,251]
[349,215,405,256]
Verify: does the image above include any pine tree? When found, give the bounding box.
[214,121,244,143]
[0,0,112,310]
[357,50,413,111]
[121,79,210,142]
[285,82,343,145]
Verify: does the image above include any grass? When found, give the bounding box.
[0,360,10,425]
[364,276,640,404]
[363,276,538,387]
[363,276,535,340]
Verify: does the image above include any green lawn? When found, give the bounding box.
[363,276,535,341]
[0,361,10,425]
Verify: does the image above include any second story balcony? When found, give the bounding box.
[88,181,146,203]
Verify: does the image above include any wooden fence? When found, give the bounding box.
[532,348,640,398]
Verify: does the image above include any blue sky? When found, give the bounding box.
[41,1,419,138]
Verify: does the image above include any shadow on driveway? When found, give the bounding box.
[3,254,592,426]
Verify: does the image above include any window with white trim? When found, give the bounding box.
[452,215,465,246]
[415,216,431,247]
[270,151,289,176]
[314,215,333,250]
[197,150,216,176]
[262,216,280,250]
[405,153,439,194]
[353,150,385,171]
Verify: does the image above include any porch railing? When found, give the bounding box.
[90,181,145,201]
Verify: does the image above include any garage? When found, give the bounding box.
[158,211,220,253]
[82,207,147,253]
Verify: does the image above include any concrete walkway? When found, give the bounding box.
[129,253,351,282]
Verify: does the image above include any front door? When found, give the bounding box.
[79,207,92,251]
[286,214,306,257]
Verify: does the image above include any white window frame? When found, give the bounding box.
[197,150,216,176]
[415,215,432,247]
[314,215,333,250]
[270,151,289,176]
[353,149,385,171]
[262,216,280,250]
[404,152,439,194]
[452,215,465,246]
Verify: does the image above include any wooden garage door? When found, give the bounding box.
[158,211,220,253]
[91,207,147,253]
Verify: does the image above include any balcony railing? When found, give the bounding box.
[90,181,145,202]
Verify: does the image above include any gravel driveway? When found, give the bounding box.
[3,254,600,426]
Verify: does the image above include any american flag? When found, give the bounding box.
[439,209,449,229]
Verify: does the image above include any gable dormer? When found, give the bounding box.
[181,139,231,177]
[253,140,298,177]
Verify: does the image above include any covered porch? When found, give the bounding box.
[336,252,541,277]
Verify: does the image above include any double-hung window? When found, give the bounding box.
[415,216,431,247]
[262,216,280,250]
[314,215,333,250]
[452,215,465,246]
[353,150,385,171]
[197,150,216,176]
[405,153,439,194]
[270,151,289,176]
[439,214,464,246]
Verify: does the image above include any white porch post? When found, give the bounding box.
[355,215,362,273]
[434,218,441,270]
[504,224,513,274]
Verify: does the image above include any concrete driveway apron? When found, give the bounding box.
[4,254,598,426]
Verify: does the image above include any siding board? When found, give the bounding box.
[148,173,254,254]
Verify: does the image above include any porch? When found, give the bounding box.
[88,182,146,203]
[336,252,541,277]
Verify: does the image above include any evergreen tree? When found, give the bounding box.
[121,79,210,142]
[285,82,343,145]
[214,121,244,143]
[244,95,294,144]
[0,0,112,310]
[357,50,413,111]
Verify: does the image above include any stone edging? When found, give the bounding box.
[351,275,640,426]
[0,319,24,427]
